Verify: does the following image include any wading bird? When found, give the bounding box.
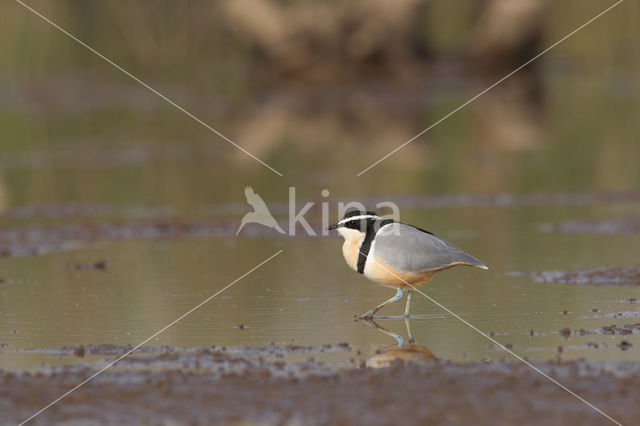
[328,210,487,318]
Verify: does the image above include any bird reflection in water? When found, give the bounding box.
[364,319,436,369]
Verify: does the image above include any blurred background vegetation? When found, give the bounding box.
[0,0,638,211]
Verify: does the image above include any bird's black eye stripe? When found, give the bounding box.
[344,219,370,231]
[343,217,395,232]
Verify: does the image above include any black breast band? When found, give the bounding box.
[357,219,393,273]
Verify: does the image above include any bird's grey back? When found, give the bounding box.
[373,222,485,273]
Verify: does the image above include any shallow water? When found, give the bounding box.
[1,197,639,372]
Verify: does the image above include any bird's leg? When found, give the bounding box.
[404,289,413,318]
[361,319,404,346]
[404,318,415,344]
[357,288,404,319]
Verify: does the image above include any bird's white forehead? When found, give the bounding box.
[338,214,381,225]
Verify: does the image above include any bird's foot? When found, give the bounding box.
[355,311,376,320]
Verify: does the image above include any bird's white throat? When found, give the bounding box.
[336,227,365,242]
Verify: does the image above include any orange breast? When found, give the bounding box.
[364,255,436,289]
[342,235,364,271]
[364,257,475,289]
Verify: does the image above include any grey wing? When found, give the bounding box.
[373,223,487,273]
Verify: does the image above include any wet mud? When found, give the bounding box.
[216,191,640,215]
[557,322,640,338]
[0,218,277,258]
[599,323,640,336]
[513,266,640,286]
[2,348,639,425]
[2,190,638,259]
[540,218,640,234]
[13,342,352,359]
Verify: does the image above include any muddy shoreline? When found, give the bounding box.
[2,348,638,425]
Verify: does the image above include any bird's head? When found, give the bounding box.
[328,210,381,240]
